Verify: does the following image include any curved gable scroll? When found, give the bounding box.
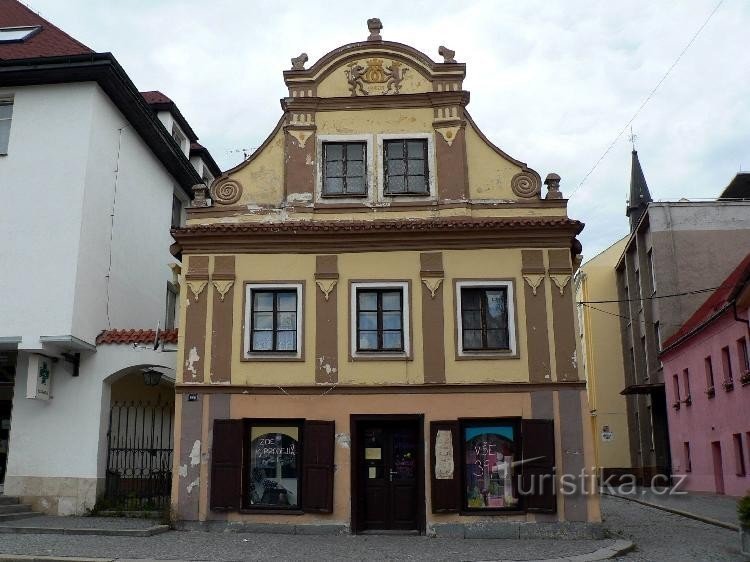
[284,41,466,98]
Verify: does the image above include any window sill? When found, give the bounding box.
[350,352,412,362]
[459,509,526,516]
[320,193,368,199]
[456,350,519,361]
[242,353,304,363]
[239,508,304,515]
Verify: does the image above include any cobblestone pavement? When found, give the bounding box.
[608,486,739,528]
[603,495,746,561]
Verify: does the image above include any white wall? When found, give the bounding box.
[0,83,94,345]
[0,82,183,347]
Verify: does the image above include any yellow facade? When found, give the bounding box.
[172,21,598,535]
[575,237,632,473]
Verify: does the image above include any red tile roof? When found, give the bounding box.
[0,0,92,60]
[96,329,178,345]
[662,252,750,351]
[140,90,173,105]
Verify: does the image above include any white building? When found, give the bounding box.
[0,0,219,515]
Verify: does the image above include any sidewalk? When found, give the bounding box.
[605,486,740,530]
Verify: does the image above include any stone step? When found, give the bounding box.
[0,511,39,523]
[0,496,20,506]
[0,504,33,515]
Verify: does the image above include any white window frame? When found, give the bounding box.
[456,280,517,357]
[350,281,410,359]
[376,133,437,202]
[316,134,375,204]
[0,96,14,156]
[244,283,303,359]
[647,249,656,295]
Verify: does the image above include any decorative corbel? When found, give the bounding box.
[421,278,443,299]
[289,129,314,149]
[549,274,572,295]
[434,126,460,147]
[212,280,234,302]
[186,280,208,302]
[316,279,338,301]
[522,274,545,296]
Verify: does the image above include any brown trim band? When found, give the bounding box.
[210,256,235,384]
[183,256,209,383]
[522,250,552,383]
[175,381,587,395]
[281,91,469,113]
[315,256,339,383]
[420,252,445,383]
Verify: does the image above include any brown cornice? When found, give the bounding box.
[281,91,470,113]
[172,216,584,254]
[176,381,587,395]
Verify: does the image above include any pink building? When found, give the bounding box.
[660,253,750,496]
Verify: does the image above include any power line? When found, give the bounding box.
[579,303,683,327]
[577,284,726,305]
[568,0,724,200]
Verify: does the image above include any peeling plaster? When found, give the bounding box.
[286,192,313,204]
[186,477,200,494]
[317,356,338,375]
[571,350,577,368]
[185,347,200,378]
[189,440,201,466]
[335,432,351,449]
[178,464,188,478]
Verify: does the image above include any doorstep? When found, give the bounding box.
[0,515,169,537]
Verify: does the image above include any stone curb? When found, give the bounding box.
[0,525,170,537]
[480,539,635,562]
[603,491,740,532]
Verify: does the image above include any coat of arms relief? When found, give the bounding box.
[345,58,408,96]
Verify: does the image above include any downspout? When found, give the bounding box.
[733,300,749,329]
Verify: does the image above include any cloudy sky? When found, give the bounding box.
[24,0,749,257]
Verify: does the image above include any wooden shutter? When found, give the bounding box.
[210,419,244,511]
[430,420,461,513]
[301,420,335,513]
[520,419,556,513]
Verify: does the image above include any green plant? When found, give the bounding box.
[738,493,750,527]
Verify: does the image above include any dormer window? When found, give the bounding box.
[0,26,41,43]
[322,142,367,197]
[383,139,428,196]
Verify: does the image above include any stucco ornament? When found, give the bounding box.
[316,279,337,301]
[438,45,456,63]
[289,129,314,149]
[510,171,541,198]
[522,274,545,296]
[421,278,443,299]
[435,126,460,147]
[210,179,243,205]
[345,59,408,96]
[290,52,308,70]
[549,274,571,296]
[212,280,234,302]
[187,280,208,302]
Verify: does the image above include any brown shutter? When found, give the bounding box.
[210,419,244,511]
[301,420,335,513]
[521,419,556,513]
[430,420,461,513]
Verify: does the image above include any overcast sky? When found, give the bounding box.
[24,0,750,258]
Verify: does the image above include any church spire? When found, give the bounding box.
[626,149,652,231]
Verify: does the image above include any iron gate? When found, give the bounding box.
[104,400,174,509]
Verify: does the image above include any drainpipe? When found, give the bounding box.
[733,300,749,329]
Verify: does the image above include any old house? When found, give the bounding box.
[171,20,599,536]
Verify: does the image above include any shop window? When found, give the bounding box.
[244,284,303,358]
[210,419,334,513]
[350,282,410,358]
[456,281,516,356]
[734,433,746,477]
[322,142,367,197]
[462,420,519,511]
[247,423,301,509]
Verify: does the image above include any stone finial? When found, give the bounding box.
[544,173,563,200]
[290,52,308,71]
[191,183,210,207]
[367,18,383,41]
[438,46,456,63]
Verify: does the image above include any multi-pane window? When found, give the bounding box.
[0,98,13,155]
[383,139,429,195]
[247,423,300,509]
[733,433,746,477]
[460,288,509,351]
[705,356,715,394]
[322,142,367,197]
[722,346,733,386]
[248,288,299,353]
[356,289,404,352]
[738,337,749,372]
[683,368,691,403]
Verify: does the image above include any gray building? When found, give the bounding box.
[615,155,750,480]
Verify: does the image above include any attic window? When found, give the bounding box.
[0,26,41,43]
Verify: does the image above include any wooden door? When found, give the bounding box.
[712,441,725,495]
[361,422,419,531]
